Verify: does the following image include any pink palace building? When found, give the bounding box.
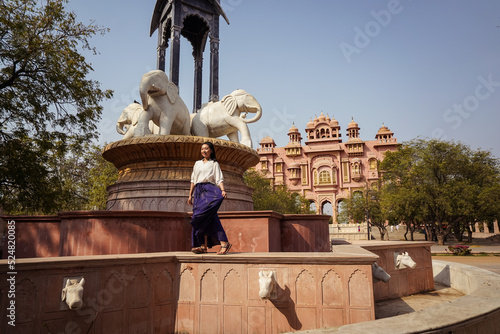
[254,113,399,222]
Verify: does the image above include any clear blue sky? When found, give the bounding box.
[67,0,500,158]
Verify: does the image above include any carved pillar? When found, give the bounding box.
[483,222,490,234]
[157,24,167,72]
[475,222,480,233]
[169,25,182,87]
[193,51,203,112]
[209,36,220,102]
[494,220,499,234]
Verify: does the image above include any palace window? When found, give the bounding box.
[275,162,283,173]
[342,162,350,182]
[319,170,331,185]
[261,160,268,171]
[301,165,308,185]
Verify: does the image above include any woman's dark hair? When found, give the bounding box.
[202,141,217,161]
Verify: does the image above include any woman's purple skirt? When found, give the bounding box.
[190,182,228,248]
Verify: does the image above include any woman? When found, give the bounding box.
[188,142,232,255]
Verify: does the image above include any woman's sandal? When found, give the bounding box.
[217,243,232,255]
[191,246,208,254]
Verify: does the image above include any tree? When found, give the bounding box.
[341,186,387,240]
[380,138,500,245]
[84,144,118,210]
[244,170,314,214]
[0,0,113,213]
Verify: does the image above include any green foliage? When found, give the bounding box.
[1,140,117,214]
[379,138,500,244]
[341,186,388,239]
[244,170,314,214]
[85,145,118,210]
[0,0,113,213]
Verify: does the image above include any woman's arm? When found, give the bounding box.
[219,181,227,198]
[188,182,195,205]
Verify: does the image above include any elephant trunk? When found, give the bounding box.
[242,106,262,124]
[116,122,128,135]
[139,82,150,111]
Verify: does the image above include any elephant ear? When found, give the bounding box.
[131,104,142,126]
[222,94,237,116]
[166,82,179,104]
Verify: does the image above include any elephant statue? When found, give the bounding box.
[116,102,160,139]
[190,89,262,147]
[134,70,190,137]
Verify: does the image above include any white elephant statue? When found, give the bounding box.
[190,89,262,148]
[116,102,160,139]
[134,70,190,137]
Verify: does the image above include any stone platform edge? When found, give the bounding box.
[0,246,378,272]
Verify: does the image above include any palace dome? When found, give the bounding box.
[376,123,393,135]
[260,136,276,145]
[306,118,314,129]
[329,115,339,127]
[288,123,299,133]
[347,118,359,129]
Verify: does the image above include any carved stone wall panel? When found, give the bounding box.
[155,269,175,304]
[295,269,316,306]
[200,269,218,303]
[16,278,37,323]
[199,304,219,333]
[179,268,195,302]
[223,269,243,304]
[176,303,195,334]
[348,270,371,307]
[272,306,296,333]
[128,307,150,333]
[154,304,175,334]
[224,305,243,334]
[297,307,317,331]
[322,308,345,328]
[100,310,123,333]
[321,270,343,306]
[247,306,266,333]
[129,270,151,308]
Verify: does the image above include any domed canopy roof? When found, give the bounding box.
[347,117,359,129]
[376,123,393,134]
[288,123,299,133]
[329,115,339,127]
[260,136,276,145]
[318,112,327,122]
[306,118,315,129]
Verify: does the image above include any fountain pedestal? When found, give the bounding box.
[102,135,259,212]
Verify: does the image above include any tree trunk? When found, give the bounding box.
[409,224,415,241]
[452,221,464,242]
[378,226,386,241]
[466,223,473,244]
[436,233,445,245]
[424,224,432,242]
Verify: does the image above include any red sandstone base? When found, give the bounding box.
[2,211,331,258]
[0,250,377,333]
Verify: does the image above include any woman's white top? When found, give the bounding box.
[191,159,224,186]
